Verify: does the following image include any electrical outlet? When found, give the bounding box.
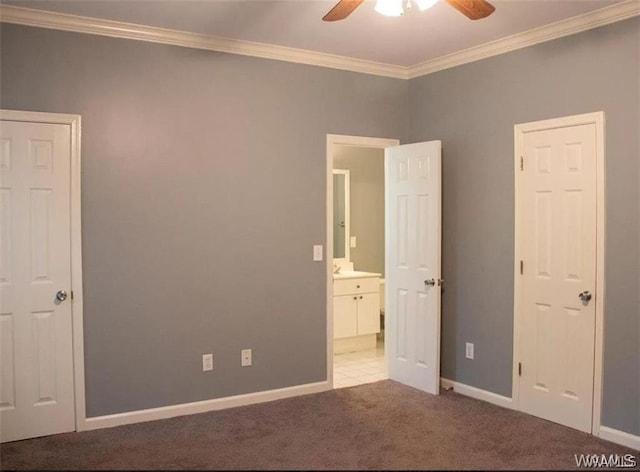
[241,349,252,367]
[465,343,474,360]
[350,236,357,248]
[202,353,213,371]
[313,245,323,261]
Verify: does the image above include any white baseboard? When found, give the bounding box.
[440,378,639,451]
[599,426,640,451]
[440,378,514,410]
[79,380,331,432]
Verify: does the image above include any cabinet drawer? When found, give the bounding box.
[333,277,379,296]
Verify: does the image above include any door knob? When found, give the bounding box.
[578,291,592,302]
[424,279,436,286]
[56,290,68,302]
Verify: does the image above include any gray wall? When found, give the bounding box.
[408,17,640,435]
[334,145,385,276]
[0,24,409,417]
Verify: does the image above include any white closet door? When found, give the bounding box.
[1,120,75,442]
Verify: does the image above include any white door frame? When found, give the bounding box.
[512,111,605,435]
[326,134,399,387]
[0,109,86,432]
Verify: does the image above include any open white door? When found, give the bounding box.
[385,141,442,394]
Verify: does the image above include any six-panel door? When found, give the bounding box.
[0,120,75,442]
[385,141,442,395]
[519,123,597,433]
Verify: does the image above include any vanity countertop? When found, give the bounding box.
[333,270,381,280]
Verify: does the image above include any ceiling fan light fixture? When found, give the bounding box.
[415,0,438,11]
[374,0,404,17]
[323,0,494,22]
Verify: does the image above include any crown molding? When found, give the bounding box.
[407,0,640,78]
[1,2,638,81]
[0,4,409,79]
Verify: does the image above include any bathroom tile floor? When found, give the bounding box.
[333,337,387,389]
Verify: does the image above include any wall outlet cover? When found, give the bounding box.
[465,343,474,360]
[202,353,213,371]
[241,349,252,367]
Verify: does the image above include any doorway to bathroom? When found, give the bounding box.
[327,135,399,389]
[327,134,443,394]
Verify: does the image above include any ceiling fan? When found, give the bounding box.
[323,0,495,21]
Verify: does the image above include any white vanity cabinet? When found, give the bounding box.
[333,272,381,353]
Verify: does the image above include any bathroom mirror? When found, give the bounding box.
[333,169,350,261]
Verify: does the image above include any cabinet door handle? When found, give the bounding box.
[353,296,358,300]
[359,296,363,299]
[356,285,360,288]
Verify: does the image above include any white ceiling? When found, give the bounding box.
[2,0,626,66]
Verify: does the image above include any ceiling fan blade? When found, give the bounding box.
[445,0,495,20]
[322,0,366,21]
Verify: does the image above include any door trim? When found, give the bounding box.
[512,111,605,435]
[0,109,86,432]
[326,134,399,387]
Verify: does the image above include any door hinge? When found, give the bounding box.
[70,290,74,300]
[518,362,522,376]
[520,260,523,275]
[520,156,524,171]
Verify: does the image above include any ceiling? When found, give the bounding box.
[1,0,627,67]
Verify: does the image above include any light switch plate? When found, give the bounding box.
[313,245,323,261]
